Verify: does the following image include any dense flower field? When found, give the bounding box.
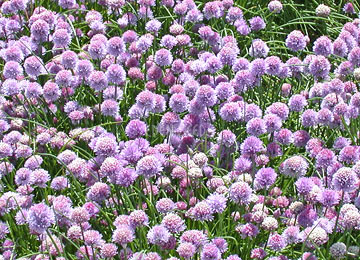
[0,0,360,259]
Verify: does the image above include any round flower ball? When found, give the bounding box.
[268,0,283,13]
[332,167,359,192]
[125,119,147,139]
[286,30,307,52]
[316,4,331,17]
[282,155,308,178]
[330,242,347,259]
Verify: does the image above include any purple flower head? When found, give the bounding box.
[0,221,9,240]
[107,36,125,56]
[217,46,237,66]
[158,112,181,135]
[301,109,318,127]
[338,146,359,164]
[147,224,171,245]
[160,35,178,49]
[101,99,119,117]
[343,3,355,14]
[264,114,282,133]
[265,102,289,120]
[254,167,277,190]
[70,207,90,224]
[203,1,224,19]
[31,19,49,42]
[313,36,333,57]
[76,60,94,78]
[15,168,31,186]
[268,0,283,13]
[169,93,189,113]
[114,167,138,187]
[234,156,252,173]
[238,223,259,239]
[274,128,293,145]
[286,57,304,77]
[249,16,266,31]
[87,182,110,203]
[156,198,175,214]
[217,129,236,147]
[136,155,163,179]
[200,243,221,260]
[282,226,300,244]
[267,142,283,157]
[226,7,243,22]
[154,48,173,67]
[333,38,348,57]
[180,230,207,248]
[282,156,308,178]
[100,156,122,177]
[286,30,307,52]
[191,201,214,221]
[55,70,72,87]
[209,238,228,255]
[30,169,50,188]
[89,70,108,92]
[215,82,234,100]
[112,224,135,245]
[145,19,162,33]
[329,78,344,95]
[206,193,227,213]
[24,56,45,77]
[185,8,203,23]
[265,56,282,76]
[244,103,262,122]
[289,94,307,112]
[229,181,252,205]
[317,189,340,207]
[207,55,223,73]
[162,213,185,233]
[297,206,318,228]
[100,243,118,258]
[348,46,360,66]
[125,120,147,139]
[106,64,126,85]
[240,136,264,156]
[61,50,78,70]
[233,70,255,92]
[316,149,335,168]
[249,39,269,58]
[93,136,118,156]
[3,45,23,62]
[24,155,43,170]
[136,90,155,111]
[171,59,185,74]
[195,85,217,107]
[27,202,55,233]
[246,118,266,136]
[236,19,251,36]
[190,59,208,75]
[0,142,13,159]
[267,233,286,251]
[317,108,333,126]
[3,61,23,79]
[333,137,351,150]
[295,177,315,195]
[250,248,266,259]
[53,29,71,47]
[177,242,196,259]
[232,58,250,72]
[332,167,358,192]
